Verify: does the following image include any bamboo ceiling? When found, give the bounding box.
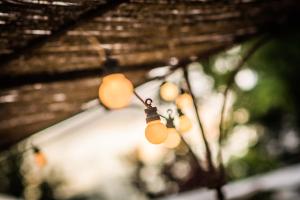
[0,0,300,150]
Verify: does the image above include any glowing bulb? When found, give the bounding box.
[33,148,47,168]
[160,82,179,101]
[99,73,133,109]
[178,115,192,133]
[176,93,193,109]
[164,128,181,148]
[145,120,168,144]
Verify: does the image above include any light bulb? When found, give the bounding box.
[99,73,133,109]
[176,93,193,109]
[145,120,168,144]
[160,82,179,101]
[164,128,181,148]
[33,148,47,168]
[178,115,192,133]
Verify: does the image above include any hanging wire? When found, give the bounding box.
[133,90,170,121]
[133,90,149,107]
[158,114,168,120]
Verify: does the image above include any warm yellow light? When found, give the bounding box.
[164,128,181,148]
[176,93,193,109]
[160,82,179,101]
[99,73,134,109]
[34,152,47,168]
[145,120,168,144]
[178,115,192,133]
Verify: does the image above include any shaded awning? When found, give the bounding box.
[1,0,300,150]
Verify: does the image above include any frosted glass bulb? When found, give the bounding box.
[176,93,193,109]
[164,128,181,148]
[99,73,133,109]
[145,120,168,144]
[178,115,192,133]
[160,82,179,101]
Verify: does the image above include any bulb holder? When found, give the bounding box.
[103,56,119,75]
[33,146,40,154]
[177,108,184,117]
[180,88,186,94]
[144,99,160,123]
[145,107,160,123]
[166,117,175,128]
[166,109,176,128]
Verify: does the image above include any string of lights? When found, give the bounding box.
[0,35,271,200]
[95,37,271,200]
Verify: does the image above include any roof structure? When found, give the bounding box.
[1,0,300,150]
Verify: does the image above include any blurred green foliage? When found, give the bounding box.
[227,144,279,180]
[202,28,300,181]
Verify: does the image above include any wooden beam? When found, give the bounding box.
[0,0,129,68]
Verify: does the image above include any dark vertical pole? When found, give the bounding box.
[216,187,225,200]
[183,66,226,200]
[182,66,213,171]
